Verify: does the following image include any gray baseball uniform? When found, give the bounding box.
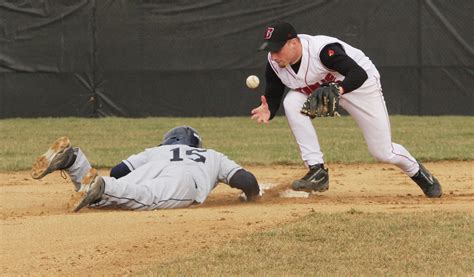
[66,145,242,210]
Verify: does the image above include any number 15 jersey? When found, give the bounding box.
[121,144,242,203]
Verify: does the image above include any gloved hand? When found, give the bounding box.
[301,83,341,118]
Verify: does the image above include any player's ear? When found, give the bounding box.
[288,38,299,48]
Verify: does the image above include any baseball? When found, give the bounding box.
[246,75,260,89]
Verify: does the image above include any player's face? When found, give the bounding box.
[270,39,300,68]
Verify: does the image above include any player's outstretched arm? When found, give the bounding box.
[251,95,270,124]
[229,169,261,201]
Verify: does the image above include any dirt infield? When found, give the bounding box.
[1,161,473,275]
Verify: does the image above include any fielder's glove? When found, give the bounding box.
[301,83,341,118]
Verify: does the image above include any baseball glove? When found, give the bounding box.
[300,83,341,118]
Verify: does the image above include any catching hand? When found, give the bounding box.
[251,95,270,123]
[301,83,341,118]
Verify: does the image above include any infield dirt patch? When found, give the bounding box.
[1,161,472,275]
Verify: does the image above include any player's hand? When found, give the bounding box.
[251,95,270,124]
[301,83,341,118]
[239,185,265,202]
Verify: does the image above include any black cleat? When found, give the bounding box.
[411,163,442,198]
[292,164,329,192]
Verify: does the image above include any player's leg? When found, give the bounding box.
[66,148,92,191]
[80,162,198,211]
[73,168,105,212]
[283,90,329,192]
[31,137,91,191]
[283,90,324,165]
[339,78,419,173]
[339,77,441,197]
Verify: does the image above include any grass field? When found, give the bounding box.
[150,211,474,275]
[1,116,473,171]
[1,116,473,275]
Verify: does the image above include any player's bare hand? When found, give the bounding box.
[251,95,270,124]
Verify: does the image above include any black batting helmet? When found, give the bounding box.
[160,126,202,148]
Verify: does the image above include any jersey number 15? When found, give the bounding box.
[170,147,207,163]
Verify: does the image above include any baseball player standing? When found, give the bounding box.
[251,21,442,198]
[31,126,261,212]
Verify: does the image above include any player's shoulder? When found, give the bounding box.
[298,34,314,39]
[142,145,167,155]
[304,35,342,55]
[201,148,229,159]
[306,34,340,44]
[200,147,220,155]
[147,145,167,150]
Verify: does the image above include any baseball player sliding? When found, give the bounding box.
[251,21,442,198]
[31,126,261,212]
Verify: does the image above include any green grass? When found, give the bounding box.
[146,211,474,275]
[1,116,473,171]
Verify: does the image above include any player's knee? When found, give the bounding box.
[282,96,292,112]
[283,93,301,112]
[369,149,394,163]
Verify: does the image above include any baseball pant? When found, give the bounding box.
[66,149,197,210]
[283,75,419,177]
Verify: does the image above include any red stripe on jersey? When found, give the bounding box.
[296,83,321,95]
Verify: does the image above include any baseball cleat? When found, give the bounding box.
[73,168,105,212]
[31,136,75,179]
[411,163,442,198]
[292,164,329,192]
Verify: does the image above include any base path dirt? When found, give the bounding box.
[1,161,472,275]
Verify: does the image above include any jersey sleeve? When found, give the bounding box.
[122,149,151,171]
[265,62,286,120]
[320,43,368,93]
[214,151,242,184]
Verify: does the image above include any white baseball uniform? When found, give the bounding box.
[269,34,419,176]
[65,145,242,210]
